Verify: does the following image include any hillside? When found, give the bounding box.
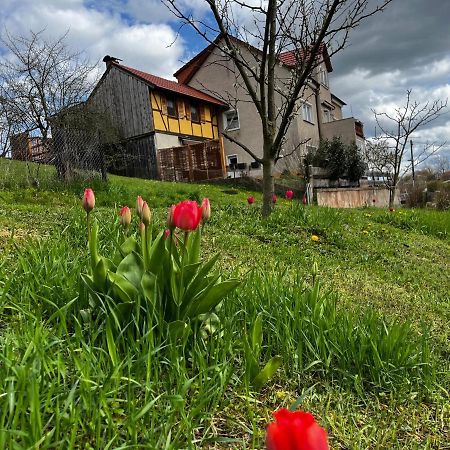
[0,158,449,448]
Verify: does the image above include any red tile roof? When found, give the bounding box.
[278,44,332,72]
[174,36,332,83]
[113,62,227,106]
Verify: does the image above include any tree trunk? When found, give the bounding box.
[262,158,274,218]
[389,185,396,208]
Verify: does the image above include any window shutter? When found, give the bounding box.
[177,99,185,118]
[161,96,167,115]
[185,101,191,120]
[200,105,206,123]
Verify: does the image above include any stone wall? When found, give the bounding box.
[316,187,399,208]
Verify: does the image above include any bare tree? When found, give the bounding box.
[163,0,392,216]
[0,29,99,168]
[369,90,447,206]
[431,153,450,176]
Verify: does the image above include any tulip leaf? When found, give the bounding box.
[167,320,190,344]
[183,254,220,302]
[251,314,263,358]
[141,272,157,302]
[244,338,260,382]
[93,257,113,292]
[189,228,201,264]
[116,252,144,290]
[108,272,138,303]
[184,279,240,318]
[120,236,138,256]
[148,231,167,275]
[251,356,283,391]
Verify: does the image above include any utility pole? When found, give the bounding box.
[410,139,415,187]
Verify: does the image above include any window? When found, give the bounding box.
[166,96,177,117]
[190,103,200,123]
[227,154,238,169]
[224,109,240,131]
[323,109,331,123]
[302,103,313,123]
[319,69,329,88]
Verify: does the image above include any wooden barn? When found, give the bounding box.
[87,58,228,180]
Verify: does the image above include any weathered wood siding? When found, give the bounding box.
[109,134,158,179]
[91,66,153,139]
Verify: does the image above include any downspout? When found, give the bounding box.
[314,85,323,141]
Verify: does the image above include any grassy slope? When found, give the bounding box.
[0,158,449,448]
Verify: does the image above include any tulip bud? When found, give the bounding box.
[119,206,132,227]
[141,201,151,226]
[136,195,144,219]
[167,205,176,230]
[285,190,294,200]
[83,188,95,213]
[272,194,278,204]
[201,198,211,221]
[247,196,255,205]
[164,229,171,240]
[312,261,319,278]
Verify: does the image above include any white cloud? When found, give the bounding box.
[0,0,184,79]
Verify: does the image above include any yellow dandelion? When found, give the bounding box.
[363,230,369,235]
[311,234,320,242]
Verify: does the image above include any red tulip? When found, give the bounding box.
[247,196,255,205]
[272,194,278,204]
[83,188,95,213]
[201,198,211,221]
[286,190,294,200]
[173,200,203,231]
[119,206,131,227]
[164,229,171,240]
[266,409,329,450]
[136,196,144,219]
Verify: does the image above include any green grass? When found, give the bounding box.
[0,158,449,449]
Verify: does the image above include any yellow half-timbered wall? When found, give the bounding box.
[151,91,219,140]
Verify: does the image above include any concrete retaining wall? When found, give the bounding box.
[316,187,398,208]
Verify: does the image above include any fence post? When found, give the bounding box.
[219,136,227,178]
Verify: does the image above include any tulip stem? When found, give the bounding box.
[140,223,147,271]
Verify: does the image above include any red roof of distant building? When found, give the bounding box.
[279,43,332,72]
[174,37,332,84]
[113,62,227,106]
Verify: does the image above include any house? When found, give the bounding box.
[81,36,364,181]
[10,132,51,163]
[87,59,228,180]
[174,37,365,176]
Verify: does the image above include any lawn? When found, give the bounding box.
[0,158,449,449]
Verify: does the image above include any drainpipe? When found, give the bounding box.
[315,86,323,141]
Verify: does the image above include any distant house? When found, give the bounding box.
[10,132,51,163]
[87,60,227,179]
[174,36,365,176]
[78,37,365,181]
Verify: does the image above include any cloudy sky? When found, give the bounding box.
[1,0,449,166]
